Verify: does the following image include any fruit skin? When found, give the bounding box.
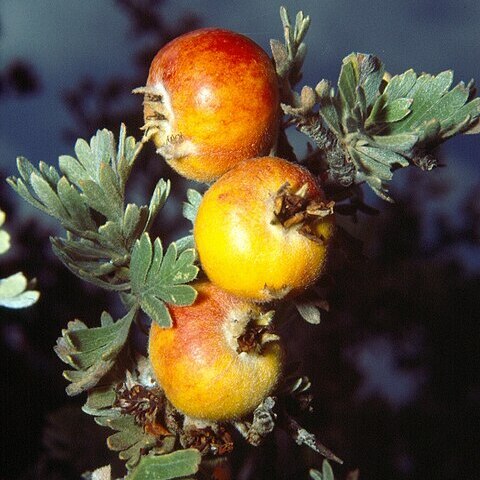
[194,157,335,302]
[144,28,280,182]
[148,282,282,421]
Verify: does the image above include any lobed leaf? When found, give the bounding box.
[130,234,198,327]
[128,449,202,480]
[97,414,158,470]
[54,310,135,396]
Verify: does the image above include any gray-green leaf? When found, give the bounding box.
[128,449,201,480]
[130,234,198,327]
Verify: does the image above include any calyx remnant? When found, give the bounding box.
[273,182,334,243]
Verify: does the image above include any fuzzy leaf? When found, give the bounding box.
[123,204,149,250]
[146,179,171,231]
[175,235,195,253]
[130,234,198,327]
[322,460,335,480]
[8,126,165,290]
[372,133,418,153]
[30,172,69,221]
[308,54,480,200]
[54,310,134,396]
[338,60,357,112]
[128,450,202,480]
[385,70,480,143]
[182,189,202,224]
[295,301,321,325]
[97,414,157,469]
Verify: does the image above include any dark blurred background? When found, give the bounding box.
[1,1,479,479]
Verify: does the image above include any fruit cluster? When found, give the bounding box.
[142,29,335,422]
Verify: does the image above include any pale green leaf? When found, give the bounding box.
[59,154,87,186]
[54,310,134,395]
[16,156,39,182]
[383,69,417,101]
[183,189,202,224]
[146,179,171,231]
[0,289,39,309]
[380,97,412,123]
[100,414,157,469]
[128,450,201,480]
[175,235,194,253]
[295,301,321,324]
[57,177,96,231]
[130,234,198,327]
[0,230,11,255]
[140,291,172,328]
[39,161,61,187]
[0,272,27,299]
[372,133,418,153]
[322,460,335,480]
[30,172,69,220]
[130,233,153,291]
[74,138,96,179]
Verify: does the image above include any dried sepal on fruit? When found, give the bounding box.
[194,156,335,302]
[148,281,283,421]
[135,28,280,182]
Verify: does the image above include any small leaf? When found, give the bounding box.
[57,177,96,231]
[175,235,194,253]
[372,133,418,153]
[123,204,149,249]
[139,295,172,328]
[383,69,417,101]
[183,189,203,224]
[146,179,171,231]
[0,272,27,299]
[270,39,289,77]
[30,172,69,221]
[59,154,87,186]
[100,414,157,469]
[128,450,201,480]
[130,233,153,291]
[338,59,357,111]
[0,289,39,309]
[295,301,321,324]
[130,234,198,327]
[75,138,96,179]
[79,178,122,221]
[380,97,413,123]
[0,212,11,255]
[322,460,335,480]
[309,469,323,480]
[54,309,134,395]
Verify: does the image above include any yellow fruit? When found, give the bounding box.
[194,157,335,301]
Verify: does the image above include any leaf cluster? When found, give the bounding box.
[8,125,171,289]
[279,48,480,200]
[8,125,198,325]
[270,7,310,103]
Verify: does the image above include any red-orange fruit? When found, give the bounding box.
[148,282,282,421]
[140,28,280,182]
